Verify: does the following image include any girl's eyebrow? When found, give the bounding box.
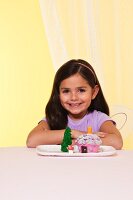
[60,87,69,89]
[60,87,70,90]
[60,86,87,90]
[77,86,87,88]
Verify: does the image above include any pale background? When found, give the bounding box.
[0,0,133,149]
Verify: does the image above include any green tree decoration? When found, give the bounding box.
[61,127,72,152]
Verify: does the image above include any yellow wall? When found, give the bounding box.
[0,1,54,146]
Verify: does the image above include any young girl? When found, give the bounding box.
[26,59,123,149]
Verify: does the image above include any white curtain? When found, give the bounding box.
[39,0,104,83]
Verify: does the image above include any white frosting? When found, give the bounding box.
[76,134,102,145]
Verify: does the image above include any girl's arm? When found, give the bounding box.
[27,120,123,149]
[98,120,123,150]
[26,121,83,148]
[26,121,65,147]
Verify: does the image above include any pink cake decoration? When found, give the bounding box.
[75,133,102,153]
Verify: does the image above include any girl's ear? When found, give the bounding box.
[92,85,99,100]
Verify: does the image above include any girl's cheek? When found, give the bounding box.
[60,95,69,103]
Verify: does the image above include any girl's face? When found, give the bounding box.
[59,73,99,120]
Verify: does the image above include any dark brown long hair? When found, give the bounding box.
[45,59,109,129]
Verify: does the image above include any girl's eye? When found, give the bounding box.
[78,88,86,93]
[62,89,70,93]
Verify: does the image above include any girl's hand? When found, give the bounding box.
[72,139,76,145]
[71,129,86,139]
[95,132,108,138]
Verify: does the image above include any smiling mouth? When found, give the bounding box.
[68,103,82,107]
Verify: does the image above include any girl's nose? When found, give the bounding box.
[71,92,78,100]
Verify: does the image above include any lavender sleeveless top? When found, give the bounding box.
[42,110,115,132]
[67,110,115,132]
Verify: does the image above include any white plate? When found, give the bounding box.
[36,145,117,157]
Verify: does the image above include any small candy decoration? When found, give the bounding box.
[67,145,74,154]
[87,126,92,134]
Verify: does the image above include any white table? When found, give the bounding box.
[0,147,133,200]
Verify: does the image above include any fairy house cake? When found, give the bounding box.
[61,126,102,153]
[75,133,102,153]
